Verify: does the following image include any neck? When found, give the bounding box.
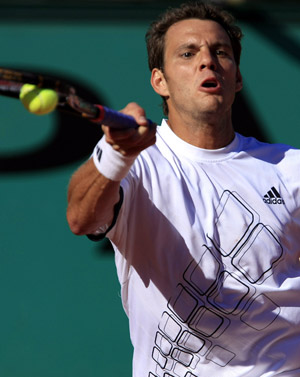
[167,110,235,149]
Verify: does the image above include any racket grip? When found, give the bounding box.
[92,104,153,129]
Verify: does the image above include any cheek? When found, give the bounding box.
[223,69,240,93]
[166,74,188,97]
[166,62,195,80]
[172,83,193,100]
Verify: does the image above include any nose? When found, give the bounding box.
[199,49,217,71]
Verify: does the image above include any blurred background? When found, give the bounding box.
[0,1,299,376]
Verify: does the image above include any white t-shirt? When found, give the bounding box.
[101,120,300,377]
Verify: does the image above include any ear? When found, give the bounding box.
[150,68,169,97]
[235,67,243,93]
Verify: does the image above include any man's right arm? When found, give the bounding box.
[66,102,156,236]
[67,158,121,236]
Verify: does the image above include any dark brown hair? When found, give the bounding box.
[145,1,243,115]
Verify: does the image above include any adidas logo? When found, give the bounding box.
[263,186,285,205]
[95,145,102,162]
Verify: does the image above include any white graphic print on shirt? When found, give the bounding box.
[150,190,284,376]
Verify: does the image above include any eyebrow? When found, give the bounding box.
[174,41,233,53]
[174,42,199,53]
[212,42,233,51]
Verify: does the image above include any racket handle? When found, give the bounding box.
[92,104,153,129]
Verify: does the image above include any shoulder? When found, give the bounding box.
[237,133,299,164]
[237,134,300,193]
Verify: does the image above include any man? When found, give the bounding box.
[67,2,300,376]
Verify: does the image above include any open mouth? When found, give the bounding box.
[200,77,221,92]
[201,78,219,88]
[202,81,218,88]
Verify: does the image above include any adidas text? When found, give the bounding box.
[263,198,285,205]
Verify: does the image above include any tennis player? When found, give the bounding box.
[67,2,300,376]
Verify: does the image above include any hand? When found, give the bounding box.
[102,102,156,157]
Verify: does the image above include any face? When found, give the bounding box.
[151,18,243,123]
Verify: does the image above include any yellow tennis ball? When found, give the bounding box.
[19,83,58,115]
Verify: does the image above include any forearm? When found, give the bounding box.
[67,102,156,236]
[67,158,121,236]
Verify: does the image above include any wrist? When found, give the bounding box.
[92,137,136,181]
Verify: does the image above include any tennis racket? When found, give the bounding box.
[0,67,152,129]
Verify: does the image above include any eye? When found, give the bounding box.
[216,49,227,56]
[181,51,194,58]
